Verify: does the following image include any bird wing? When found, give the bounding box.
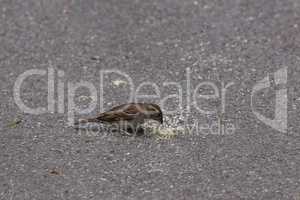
[96,110,137,123]
[95,103,147,123]
[108,104,128,111]
[109,103,142,114]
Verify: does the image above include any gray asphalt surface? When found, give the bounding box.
[1,0,300,199]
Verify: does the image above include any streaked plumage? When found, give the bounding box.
[75,103,163,134]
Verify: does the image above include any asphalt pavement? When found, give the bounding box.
[0,0,300,199]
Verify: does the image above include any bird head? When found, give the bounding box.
[143,103,163,124]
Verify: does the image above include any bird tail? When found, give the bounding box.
[74,117,100,125]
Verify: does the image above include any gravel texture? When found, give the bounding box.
[1,0,300,199]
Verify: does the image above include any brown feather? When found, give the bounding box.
[75,103,163,126]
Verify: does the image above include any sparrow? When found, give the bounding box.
[74,103,163,134]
